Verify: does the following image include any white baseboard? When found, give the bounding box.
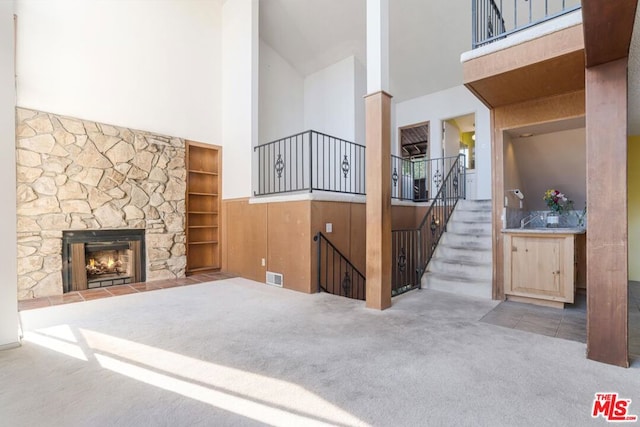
[0,341,21,351]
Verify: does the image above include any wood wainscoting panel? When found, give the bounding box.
[391,205,417,230]
[223,199,368,295]
[267,201,312,293]
[349,203,366,275]
[311,201,352,255]
[222,199,267,283]
[311,201,366,292]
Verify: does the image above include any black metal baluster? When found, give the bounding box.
[314,131,318,191]
[269,143,272,194]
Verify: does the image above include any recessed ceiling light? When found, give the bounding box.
[519,133,534,138]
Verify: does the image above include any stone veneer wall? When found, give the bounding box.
[16,108,187,299]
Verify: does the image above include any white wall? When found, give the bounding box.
[258,39,304,144]
[354,58,367,145]
[304,56,358,142]
[222,0,259,199]
[259,53,365,145]
[511,127,586,211]
[394,85,492,199]
[15,0,222,144]
[0,1,19,349]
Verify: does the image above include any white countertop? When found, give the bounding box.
[502,227,586,235]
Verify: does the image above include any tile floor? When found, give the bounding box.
[17,271,236,311]
[481,281,640,356]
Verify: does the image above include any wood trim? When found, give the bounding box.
[490,109,502,300]
[466,51,585,108]
[582,0,638,68]
[365,91,392,310]
[185,141,222,275]
[130,240,142,283]
[585,58,629,367]
[492,91,586,301]
[70,243,87,292]
[575,233,586,289]
[463,25,584,82]
[463,25,584,108]
[185,140,222,150]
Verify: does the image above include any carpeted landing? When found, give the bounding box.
[1,277,639,426]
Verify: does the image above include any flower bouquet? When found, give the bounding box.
[543,189,573,214]
[543,189,573,227]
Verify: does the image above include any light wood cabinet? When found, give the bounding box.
[186,141,221,275]
[503,231,585,308]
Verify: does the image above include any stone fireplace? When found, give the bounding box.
[16,108,187,299]
[62,229,145,292]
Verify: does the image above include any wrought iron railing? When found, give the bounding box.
[254,130,366,197]
[391,155,463,202]
[391,154,466,295]
[472,0,581,48]
[314,232,366,300]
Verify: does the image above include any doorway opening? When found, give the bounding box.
[443,113,476,199]
[398,122,429,201]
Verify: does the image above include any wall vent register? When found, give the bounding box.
[266,271,283,287]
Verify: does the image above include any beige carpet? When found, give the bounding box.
[1,277,639,426]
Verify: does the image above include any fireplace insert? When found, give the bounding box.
[62,229,145,293]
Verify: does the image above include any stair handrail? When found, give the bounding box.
[415,153,465,271]
[314,231,366,300]
[391,154,465,294]
[416,155,464,232]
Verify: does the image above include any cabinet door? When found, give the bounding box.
[507,235,573,302]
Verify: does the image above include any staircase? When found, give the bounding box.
[421,199,493,299]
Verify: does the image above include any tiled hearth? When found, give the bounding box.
[18,272,235,311]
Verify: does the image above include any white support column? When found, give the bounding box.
[222,0,259,200]
[366,0,389,94]
[0,2,19,349]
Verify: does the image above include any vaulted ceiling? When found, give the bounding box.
[259,0,640,133]
[259,0,471,102]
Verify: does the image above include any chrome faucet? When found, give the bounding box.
[520,213,544,229]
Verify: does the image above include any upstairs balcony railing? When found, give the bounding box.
[254,130,366,197]
[472,0,581,48]
[391,155,464,203]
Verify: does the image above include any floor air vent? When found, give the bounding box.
[266,271,283,287]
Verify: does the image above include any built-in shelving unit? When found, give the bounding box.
[186,141,221,275]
